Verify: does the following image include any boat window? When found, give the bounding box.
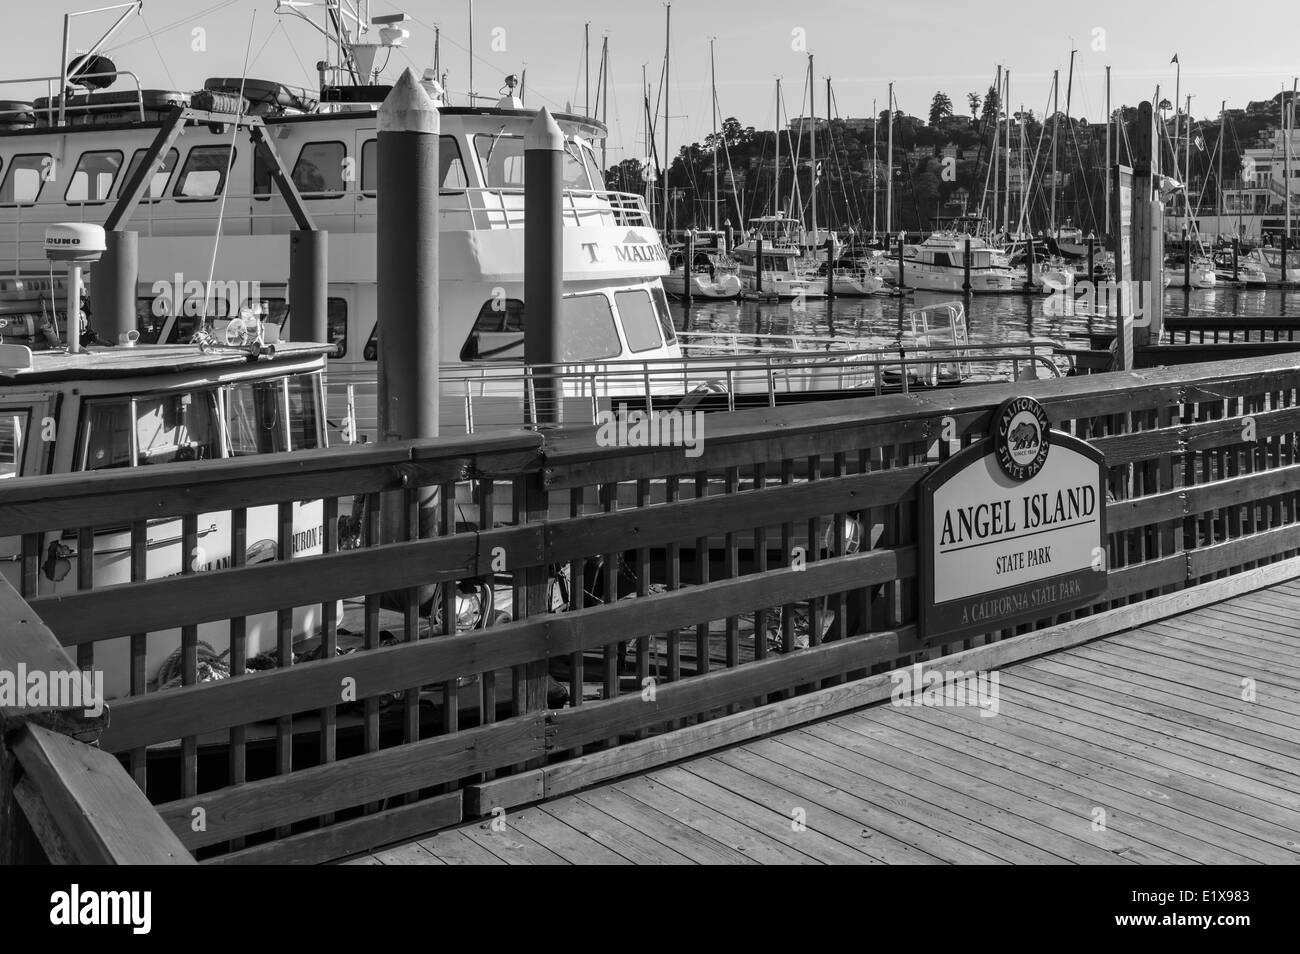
[0,408,30,478]
[650,284,677,343]
[225,375,323,455]
[473,134,589,189]
[65,150,123,203]
[581,143,605,189]
[614,289,662,353]
[173,145,235,199]
[119,148,179,200]
[559,293,620,361]
[459,298,525,361]
[360,136,467,195]
[931,252,953,268]
[292,141,346,197]
[0,154,50,205]
[78,389,221,470]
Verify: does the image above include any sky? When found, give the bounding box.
[7,0,1299,166]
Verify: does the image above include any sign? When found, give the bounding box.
[920,397,1107,642]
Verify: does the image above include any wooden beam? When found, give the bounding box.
[206,791,461,865]
[12,724,194,864]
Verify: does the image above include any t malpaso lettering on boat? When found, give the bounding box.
[919,400,1106,641]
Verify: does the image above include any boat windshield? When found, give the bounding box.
[0,408,29,478]
[473,134,594,190]
[77,375,323,469]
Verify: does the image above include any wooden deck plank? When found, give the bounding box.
[416,829,508,865]
[457,815,571,865]
[537,796,697,865]
[571,788,757,865]
[755,734,1021,863]
[1077,641,1300,714]
[828,712,1170,864]
[704,747,945,864]
[1139,622,1300,678]
[1007,669,1300,797]
[370,842,445,865]
[612,772,825,865]
[492,805,631,865]
[1173,601,1300,642]
[797,717,1117,864]
[1109,630,1300,692]
[675,757,889,864]
[897,695,1299,863]
[1039,652,1300,744]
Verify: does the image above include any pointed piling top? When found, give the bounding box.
[525,106,564,152]
[379,67,439,134]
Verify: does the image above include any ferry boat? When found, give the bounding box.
[892,233,1022,293]
[730,216,827,299]
[0,3,681,445]
[0,297,337,700]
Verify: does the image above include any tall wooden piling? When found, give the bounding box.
[524,107,565,426]
[376,68,440,443]
[755,237,764,293]
[962,237,972,295]
[682,230,694,308]
[896,233,906,289]
[1182,225,1191,289]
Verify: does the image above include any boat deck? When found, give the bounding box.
[347,580,1300,865]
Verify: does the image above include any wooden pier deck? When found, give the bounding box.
[348,580,1300,865]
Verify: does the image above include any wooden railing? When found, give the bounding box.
[0,576,193,864]
[5,351,1300,863]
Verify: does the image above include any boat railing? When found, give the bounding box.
[0,70,146,125]
[323,341,1069,438]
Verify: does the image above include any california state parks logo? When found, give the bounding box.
[993,396,1050,481]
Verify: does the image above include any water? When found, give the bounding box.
[677,287,1300,349]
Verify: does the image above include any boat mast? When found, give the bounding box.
[872,96,878,239]
[584,21,590,117]
[468,0,474,105]
[1185,94,1192,240]
[992,65,1001,234]
[1218,99,1225,230]
[775,77,782,217]
[662,3,671,235]
[1064,48,1076,231]
[1104,65,1111,240]
[808,53,817,245]
[710,36,719,232]
[1050,68,1059,235]
[1003,69,1012,237]
[886,81,894,235]
[827,75,834,234]
[1287,81,1293,243]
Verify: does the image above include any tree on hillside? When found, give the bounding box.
[981,86,1001,128]
[967,92,981,120]
[929,91,953,127]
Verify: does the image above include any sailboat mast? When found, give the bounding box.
[1003,69,1012,237]
[886,82,894,235]
[827,75,834,233]
[662,3,670,235]
[584,21,590,117]
[774,78,781,216]
[1218,99,1225,226]
[1050,68,1059,234]
[1185,94,1192,236]
[872,96,878,238]
[1105,66,1111,240]
[710,37,719,232]
[1064,49,1075,231]
[1287,81,1294,241]
[808,53,817,243]
[992,65,1001,234]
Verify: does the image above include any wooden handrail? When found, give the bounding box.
[0,575,192,864]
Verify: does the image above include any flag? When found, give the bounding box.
[1171,53,1179,64]
[1194,134,1205,151]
